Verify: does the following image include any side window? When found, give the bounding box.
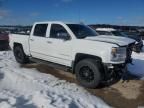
[50,24,70,39]
[33,24,48,37]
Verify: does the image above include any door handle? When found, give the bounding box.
[47,41,52,44]
[30,39,34,41]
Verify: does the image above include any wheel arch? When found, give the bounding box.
[72,53,103,73]
[13,42,29,64]
[13,42,23,48]
[13,42,27,55]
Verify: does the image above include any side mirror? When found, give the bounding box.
[57,32,70,40]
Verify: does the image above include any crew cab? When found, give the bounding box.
[9,21,135,88]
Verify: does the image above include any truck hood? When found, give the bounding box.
[85,35,135,46]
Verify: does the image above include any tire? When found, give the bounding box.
[13,45,29,64]
[75,59,101,88]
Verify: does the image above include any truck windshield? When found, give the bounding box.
[67,24,97,39]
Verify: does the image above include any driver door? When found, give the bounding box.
[46,24,72,66]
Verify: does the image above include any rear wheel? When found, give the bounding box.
[75,59,102,88]
[14,45,29,64]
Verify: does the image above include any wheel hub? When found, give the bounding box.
[80,66,94,82]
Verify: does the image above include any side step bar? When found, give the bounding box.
[30,57,71,72]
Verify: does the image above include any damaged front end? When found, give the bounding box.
[103,42,135,82]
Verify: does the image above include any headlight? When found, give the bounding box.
[111,47,126,62]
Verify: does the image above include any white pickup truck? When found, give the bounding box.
[9,21,135,88]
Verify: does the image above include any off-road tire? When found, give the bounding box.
[14,45,29,64]
[75,59,101,88]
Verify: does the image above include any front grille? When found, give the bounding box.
[125,42,135,63]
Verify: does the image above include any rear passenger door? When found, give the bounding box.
[29,24,50,59]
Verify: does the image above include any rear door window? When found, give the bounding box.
[33,24,48,37]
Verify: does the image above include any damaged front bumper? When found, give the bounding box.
[102,63,128,82]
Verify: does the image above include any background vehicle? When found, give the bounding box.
[120,31,143,52]
[95,28,143,52]
[9,21,135,88]
[0,31,9,50]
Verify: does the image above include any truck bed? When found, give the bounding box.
[9,34,30,55]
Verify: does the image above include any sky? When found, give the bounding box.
[0,0,144,26]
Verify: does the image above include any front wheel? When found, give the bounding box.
[13,45,29,64]
[75,59,101,88]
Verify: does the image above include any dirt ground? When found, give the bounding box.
[22,63,144,108]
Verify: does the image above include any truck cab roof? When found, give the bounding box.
[34,21,82,25]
